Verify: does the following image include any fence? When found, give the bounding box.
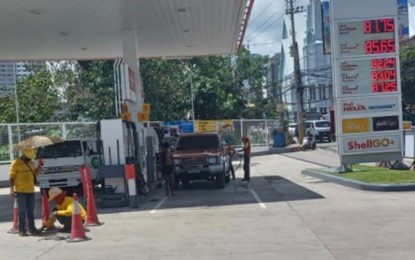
[0,119,279,164]
[0,122,97,163]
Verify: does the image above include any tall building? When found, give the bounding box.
[266,53,281,98]
[303,0,332,116]
[0,61,45,95]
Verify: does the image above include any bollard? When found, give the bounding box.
[125,164,138,208]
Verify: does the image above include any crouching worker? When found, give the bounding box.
[44,187,86,233]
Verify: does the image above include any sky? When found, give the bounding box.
[244,0,415,57]
[243,0,307,57]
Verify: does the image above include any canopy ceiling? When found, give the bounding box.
[0,0,252,61]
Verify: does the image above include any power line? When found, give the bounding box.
[246,4,286,42]
[248,0,276,25]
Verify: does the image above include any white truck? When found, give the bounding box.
[35,139,102,194]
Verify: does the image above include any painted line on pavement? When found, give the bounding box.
[150,196,168,214]
[250,189,267,209]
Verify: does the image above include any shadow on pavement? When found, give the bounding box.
[145,175,324,211]
[0,176,324,223]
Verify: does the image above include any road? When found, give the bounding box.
[1,147,415,259]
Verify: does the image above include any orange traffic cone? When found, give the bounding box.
[81,166,103,226]
[67,193,90,242]
[7,199,19,234]
[41,190,58,231]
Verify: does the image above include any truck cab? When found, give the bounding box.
[35,139,101,193]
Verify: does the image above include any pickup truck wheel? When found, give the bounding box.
[182,177,190,185]
[225,174,230,183]
[174,177,180,189]
[216,172,225,189]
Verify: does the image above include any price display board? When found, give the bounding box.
[336,19,396,57]
[339,57,397,96]
[370,58,397,93]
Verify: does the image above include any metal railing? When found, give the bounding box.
[0,122,96,163]
[0,119,279,164]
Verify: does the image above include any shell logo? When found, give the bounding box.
[347,138,394,150]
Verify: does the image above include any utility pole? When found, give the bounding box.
[286,0,305,143]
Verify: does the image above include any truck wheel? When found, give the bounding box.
[225,174,230,183]
[174,177,180,189]
[182,177,190,185]
[216,172,225,189]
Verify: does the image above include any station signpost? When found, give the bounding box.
[331,0,403,165]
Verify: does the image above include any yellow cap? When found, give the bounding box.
[22,148,37,160]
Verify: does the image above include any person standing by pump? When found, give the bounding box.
[239,136,251,182]
[9,148,43,237]
[225,141,236,180]
[161,142,175,196]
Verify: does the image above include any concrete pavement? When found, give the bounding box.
[1,148,415,259]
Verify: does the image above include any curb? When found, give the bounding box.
[270,146,303,154]
[302,168,415,192]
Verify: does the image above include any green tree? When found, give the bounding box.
[234,47,270,119]
[140,59,191,121]
[0,63,60,123]
[401,46,415,109]
[140,50,271,121]
[64,60,115,121]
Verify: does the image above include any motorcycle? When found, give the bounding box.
[302,132,316,151]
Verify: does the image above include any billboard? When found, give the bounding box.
[331,0,403,164]
[340,96,399,116]
[342,134,402,155]
[397,0,409,40]
[321,1,331,54]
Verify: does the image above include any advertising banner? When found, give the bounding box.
[194,120,233,133]
[372,115,399,131]
[340,96,399,116]
[397,0,409,40]
[322,1,331,54]
[342,134,402,154]
[342,118,370,134]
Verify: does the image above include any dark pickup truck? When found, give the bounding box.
[172,132,230,188]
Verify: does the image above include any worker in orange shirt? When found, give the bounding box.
[239,136,251,182]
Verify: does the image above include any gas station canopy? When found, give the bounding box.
[0,0,253,61]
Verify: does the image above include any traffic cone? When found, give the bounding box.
[67,193,90,242]
[41,190,58,231]
[81,166,103,226]
[7,199,19,234]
